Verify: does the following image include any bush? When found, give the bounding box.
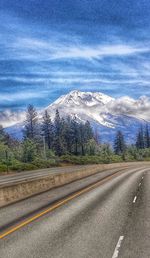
[110,155,123,163]
[60,155,104,165]
[0,158,60,173]
[20,163,38,171]
[32,158,59,168]
[60,154,126,165]
[9,160,37,172]
[0,164,8,172]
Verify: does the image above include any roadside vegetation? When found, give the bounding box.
[0,105,150,173]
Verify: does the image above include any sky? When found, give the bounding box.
[0,0,150,126]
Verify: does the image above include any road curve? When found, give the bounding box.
[0,165,150,258]
[0,163,146,186]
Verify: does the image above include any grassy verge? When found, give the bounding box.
[0,158,60,174]
[0,154,150,174]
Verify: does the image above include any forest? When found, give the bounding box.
[0,104,150,173]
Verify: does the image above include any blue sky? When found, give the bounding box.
[0,0,150,125]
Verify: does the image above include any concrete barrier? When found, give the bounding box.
[0,162,149,207]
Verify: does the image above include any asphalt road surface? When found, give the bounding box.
[0,164,150,258]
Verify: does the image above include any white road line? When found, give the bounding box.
[133,196,137,203]
[112,236,124,258]
[139,182,141,187]
[142,176,144,180]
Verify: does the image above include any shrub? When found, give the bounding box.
[9,160,37,172]
[32,158,59,168]
[61,155,105,165]
[0,164,8,172]
[110,155,123,163]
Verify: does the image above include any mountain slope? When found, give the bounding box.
[44,90,115,128]
[6,90,150,143]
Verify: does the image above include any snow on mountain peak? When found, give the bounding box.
[46,90,116,127]
[48,90,114,109]
[5,90,150,143]
[45,90,150,129]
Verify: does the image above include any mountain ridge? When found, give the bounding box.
[5,90,150,143]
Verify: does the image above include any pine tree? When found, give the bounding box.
[84,120,94,141]
[0,125,6,143]
[53,109,63,156]
[114,131,126,155]
[24,105,39,140]
[42,110,54,149]
[79,123,85,155]
[0,125,13,146]
[62,116,74,153]
[22,139,37,163]
[136,126,145,149]
[59,118,68,154]
[78,121,94,155]
[94,127,100,144]
[71,116,80,155]
[144,124,150,148]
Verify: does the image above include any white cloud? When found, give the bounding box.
[52,44,149,60]
[0,110,26,128]
[3,35,149,61]
[0,90,49,102]
[107,96,150,121]
[0,76,47,84]
[0,74,149,86]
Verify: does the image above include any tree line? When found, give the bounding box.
[114,125,150,156]
[0,104,150,172]
[23,104,94,159]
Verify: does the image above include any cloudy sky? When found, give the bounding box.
[0,0,150,126]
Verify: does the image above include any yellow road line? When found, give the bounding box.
[0,171,120,239]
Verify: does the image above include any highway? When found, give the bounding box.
[0,164,150,258]
[0,165,90,186]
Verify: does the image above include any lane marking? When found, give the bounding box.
[112,236,124,258]
[139,182,141,187]
[142,176,144,180]
[0,170,123,239]
[133,196,137,203]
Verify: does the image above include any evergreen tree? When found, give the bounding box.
[144,124,150,148]
[78,121,94,155]
[42,110,54,149]
[71,116,80,155]
[24,105,39,140]
[94,127,100,144]
[79,123,86,155]
[0,125,14,147]
[62,116,74,153]
[114,131,126,155]
[84,120,94,141]
[0,125,6,143]
[136,126,145,149]
[85,139,97,156]
[22,139,37,163]
[53,109,63,156]
[59,117,68,154]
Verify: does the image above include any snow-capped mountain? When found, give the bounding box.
[6,90,150,143]
[44,90,115,128]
